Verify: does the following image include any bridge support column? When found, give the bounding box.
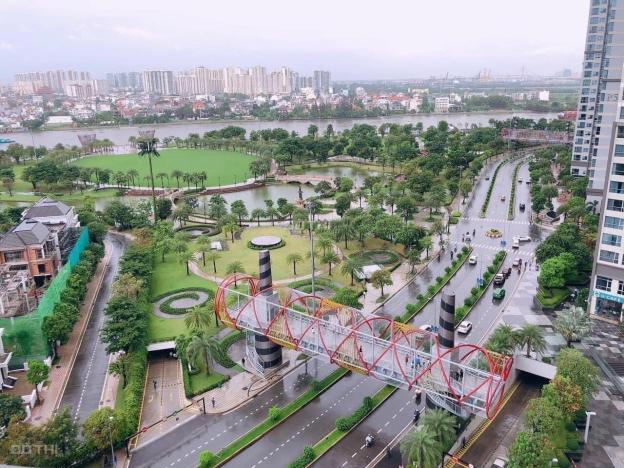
[253,250,283,370]
[439,292,460,380]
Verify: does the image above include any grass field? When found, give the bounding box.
[199,226,313,281]
[72,149,256,188]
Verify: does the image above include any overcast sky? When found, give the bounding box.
[0,0,588,83]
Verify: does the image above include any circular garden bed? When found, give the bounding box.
[177,225,220,238]
[349,249,401,266]
[486,229,503,238]
[160,290,212,315]
[248,235,285,250]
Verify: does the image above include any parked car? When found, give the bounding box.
[500,195,506,201]
[516,235,531,242]
[493,273,505,285]
[519,203,525,211]
[469,255,478,265]
[503,267,512,279]
[457,321,473,335]
[493,288,506,300]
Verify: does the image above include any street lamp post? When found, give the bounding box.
[108,416,116,467]
[585,411,596,444]
[305,202,316,302]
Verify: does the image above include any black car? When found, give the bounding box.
[519,203,525,211]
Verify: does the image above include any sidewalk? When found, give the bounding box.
[29,240,112,425]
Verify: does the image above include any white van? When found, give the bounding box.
[512,238,520,249]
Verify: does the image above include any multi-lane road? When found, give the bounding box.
[130,153,547,467]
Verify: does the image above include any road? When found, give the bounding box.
[320,155,548,465]
[59,233,128,424]
[130,359,335,468]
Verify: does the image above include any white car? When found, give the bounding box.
[419,324,433,332]
[457,321,473,335]
[500,195,506,201]
[511,238,520,249]
[516,235,531,242]
[512,257,521,267]
[469,255,478,265]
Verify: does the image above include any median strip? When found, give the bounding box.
[200,368,349,467]
[507,161,522,220]
[287,385,398,468]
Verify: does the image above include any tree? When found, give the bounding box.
[321,251,339,276]
[400,428,440,468]
[556,348,599,403]
[108,352,131,388]
[407,247,423,273]
[0,393,26,426]
[515,324,546,358]
[251,208,265,226]
[207,194,228,220]
[370,269,393,296]
[286,253,304,276]
[422,408,456,449]
[485,324,517,355]
[222,222,240,243]
[332,218,356,249]
[187,332,220,375]
[137,137,160,222]
[185,304,214,331]
[171,169,183,189]
[553,305,593,347]
[420,236,433,259]
[178,250,195,275]
[523,397,561,434]
[459,179,472,203]
[111,273,144,300]
[206,251,221,275]
[155,198,172,220]
[508,432,556,468]
[430,219,445,242]
[83,407,121,451]
[542,375,584,414]
[42,313,73,352]
[199,451,216,468]
[101,297,146,353]
[340,256,363,286]
[226,261,245,287]
[230,200,249,226]
[26,360,49,403]
[331,288,362,309]
[335,193,352,218]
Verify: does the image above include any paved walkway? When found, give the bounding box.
[29,241,112,425]
[152,291,210,319]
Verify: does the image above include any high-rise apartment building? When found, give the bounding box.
[571,0,624,207]
[314,70,331,93]
[14,70,91,95]
[107,72,144,91]
[142,70,176,95]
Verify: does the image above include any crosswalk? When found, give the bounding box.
[461,216,531,226]
[470,242,534,257]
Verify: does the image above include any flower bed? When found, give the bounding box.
[160,291,212,315]
[486,229,503,238]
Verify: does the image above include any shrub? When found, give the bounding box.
[470,287,479,296]
[427,285,437,296]
[451,211,461,217]
[335,396,374,432]
[542,356,552,364]
[464,296,475,307]
[451,259,458,268]
[448,217,459,224]
[435,276,443,284]
[445,266,452,274]
[566,437,579,451]
[269,406,282,422]
[199,451,216,468]
[311,380,323,392]
[288,446,316,468]
[461,246,469,254]
[416,294,425,302]
[565,420,577,432]
[487,265,496,274]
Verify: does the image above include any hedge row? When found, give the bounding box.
[508,161,522,220]
[42,242,104,348]
[152,286,214,302]
[160,291,212,315]
[288,277,339,290]
[480,158,509,217]
[395,246,471,324]
[335,396,373,431]
[455,250,506,325]
[288,446,315,468]
[212,331,244,368]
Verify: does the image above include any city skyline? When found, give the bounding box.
[0,0,587,83]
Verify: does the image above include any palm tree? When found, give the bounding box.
[420,237,433,259]
[265,207,279,226]
[251,208,265,226]
[422,408,456,449]
[486,324,517,355]
[316,236,333,255]
[400,428,440,468]
[127,169,139,186]
[156,172,168,188]
[515,324,546,358]
[332,219,356,249]
[205,251,221,275]
[286,253,303,276]
[554,306,593,347]
[171,170,183,189]
[226,261,245,287]
[178,250,195,275]
[321,251,339,276]
[196,236,211,266]
[340,257,363,286]
[137,137,160,221]
[223,222,239,243]
[184,304,213,332]
[187,332,220,375]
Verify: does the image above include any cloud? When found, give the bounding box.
[0,41,14,51]
[111,25,156,40]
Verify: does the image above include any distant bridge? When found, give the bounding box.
[500,128,571,145]
[276,174,335,187]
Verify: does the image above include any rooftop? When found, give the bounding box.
[0,220,50,250]
[23,198,72,219]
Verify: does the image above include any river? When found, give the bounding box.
[5,111,559,148]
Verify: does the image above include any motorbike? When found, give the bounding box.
[365,434,375,448]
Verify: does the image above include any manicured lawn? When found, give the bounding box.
[340,237,405,257]
[151,251,217,300]
[199,226,313,281]
[72,149,256,188]
[188,371,228,395]
[0,188,119,205]
[536,287,570,308]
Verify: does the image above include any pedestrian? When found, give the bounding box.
[153,379,157,389]
[359,345,363,354]
[242,357,246,367]
[405,355,409,365]
[211,397,216,408]
[461,436,466,448]
[450,251,454,260]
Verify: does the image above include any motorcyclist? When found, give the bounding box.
[414,409,420,423]
[365,434,374,447]
[472,228,475,237]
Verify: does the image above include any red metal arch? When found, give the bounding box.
[214,274,513,418]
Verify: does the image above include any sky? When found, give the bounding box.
[0,0,589,83]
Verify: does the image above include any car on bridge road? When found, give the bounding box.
[457,321,473,335]
[493,288,506,300]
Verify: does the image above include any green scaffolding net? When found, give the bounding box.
[0,228,90,367]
